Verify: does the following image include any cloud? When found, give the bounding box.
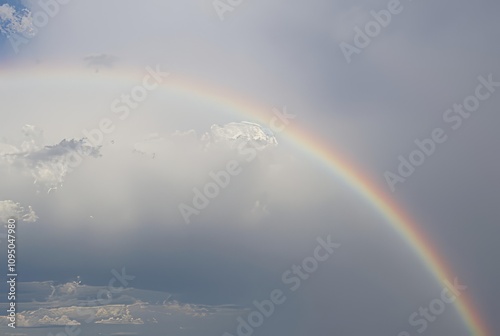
[93,305,144,325]
[0,4,35,38]
[202,121,278,150]
[0,200,37,222]
[132,133,165,158]
[0,310,80,327]
[84,53,119,72]
[0,125,101,192]
[32,315,80,327]
[132,122,277,159]
[0,280,243,329]
[2,1,498,333]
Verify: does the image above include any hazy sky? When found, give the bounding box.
[0,0,499,335]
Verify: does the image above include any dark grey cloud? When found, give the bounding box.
[84,53,119,72]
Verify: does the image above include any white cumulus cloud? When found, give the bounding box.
[0,200,37,222]
[0,4,35,38]
[0,125,102,192]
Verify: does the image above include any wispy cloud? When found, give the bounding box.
[84,53,119,72]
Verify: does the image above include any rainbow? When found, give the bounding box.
[0,65,491,335]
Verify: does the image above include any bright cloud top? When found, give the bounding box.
[0,4,35,38]
[0,200,37,223]
[0,125,101,193]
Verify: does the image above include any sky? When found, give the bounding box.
[0,0,499,335]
